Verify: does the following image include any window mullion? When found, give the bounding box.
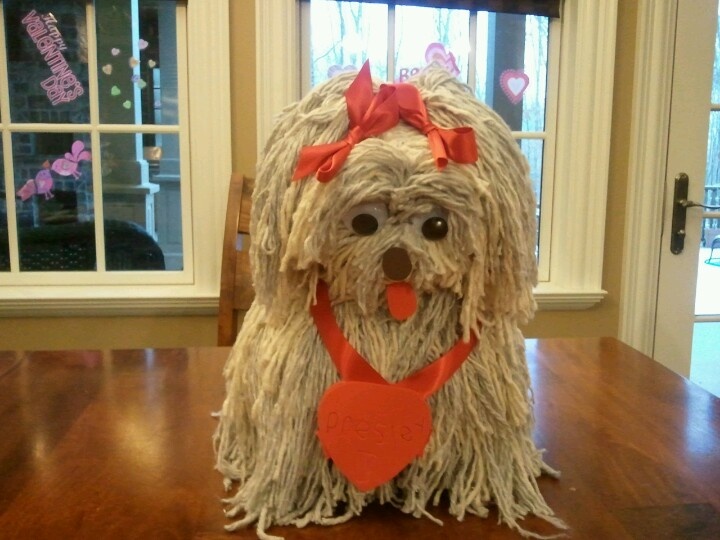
[0,3,20,273]
[511,131,546,139]
[387,4,396,81]
[1,129,19,273]
[467,10,478,92]
[0,4,10,126]
[85,0,107,272]
[175,3,194,283]
[299,0,312,94]
[5,123,178,134]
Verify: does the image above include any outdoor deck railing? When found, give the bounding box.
[703,185,720,246]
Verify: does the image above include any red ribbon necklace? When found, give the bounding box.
[311,281,478,491]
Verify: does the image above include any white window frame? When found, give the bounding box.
[0,0,232,316]
[619,0,680,354]
[299,4,559,284]
[256,0,615,310]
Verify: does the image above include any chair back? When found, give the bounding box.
[217,173,255,346]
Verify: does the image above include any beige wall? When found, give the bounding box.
[0,316,217,350]
[525,0,636,338]
[0,2,636,350]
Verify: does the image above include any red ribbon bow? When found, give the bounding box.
[292,61,478,182]
[292,62,400,183]
[390,83,478,169]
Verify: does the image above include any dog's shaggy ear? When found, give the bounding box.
[250,72,359,320]
[410,67,538,329]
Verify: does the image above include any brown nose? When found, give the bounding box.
[382,247,412,281]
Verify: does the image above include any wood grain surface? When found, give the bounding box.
[1,338,719,539]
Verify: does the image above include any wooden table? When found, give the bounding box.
[1,338,719,539]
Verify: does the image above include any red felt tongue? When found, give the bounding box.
[385,281,417,321]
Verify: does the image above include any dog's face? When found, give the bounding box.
[286,124,487,321]
[252,67,537,334]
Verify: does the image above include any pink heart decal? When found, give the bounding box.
[316,381,432,492]
[500,69,529,104]
[424,42,460,76]
[327,64,357,78]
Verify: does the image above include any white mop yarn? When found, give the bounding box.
[214,66,565,539]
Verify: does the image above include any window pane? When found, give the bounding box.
[711,0,720,104]
[100,132,182,271]
[4,0,90,123]
[519,138,543,256]
[703,111,720,249]
[395,5,469,83]
[521,16,548,132]
[476,13,548,131]
[95,0,179,126]
[309,0,388,86]
[696,6,720,319]
[13,132,95,271]
[302,2,550,261]
[520,138,543,201]
[0,144,8,271]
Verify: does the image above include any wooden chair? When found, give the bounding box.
[217,173,255,346]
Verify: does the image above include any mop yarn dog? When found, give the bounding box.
[214,62,564,539]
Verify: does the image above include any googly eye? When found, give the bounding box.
[414,208,449,240]
[342,202,389,236]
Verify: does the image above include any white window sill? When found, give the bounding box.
[0,295,218,317]
[534,284,607,311]
[0,287,604,317]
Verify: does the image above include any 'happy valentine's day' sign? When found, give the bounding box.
[22,10,84,106]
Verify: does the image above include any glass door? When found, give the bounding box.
[691,0,720,396]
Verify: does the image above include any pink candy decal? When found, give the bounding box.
[102,40,152,105]
[500,69,529,105]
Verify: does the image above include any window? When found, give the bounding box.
[704,0,720,249]
[302,0,554,276]
[0,0,231,315]
[258,0,616,309]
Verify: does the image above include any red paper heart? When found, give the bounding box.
[316,381,432,491]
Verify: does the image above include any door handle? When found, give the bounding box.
[670,172,720,254]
